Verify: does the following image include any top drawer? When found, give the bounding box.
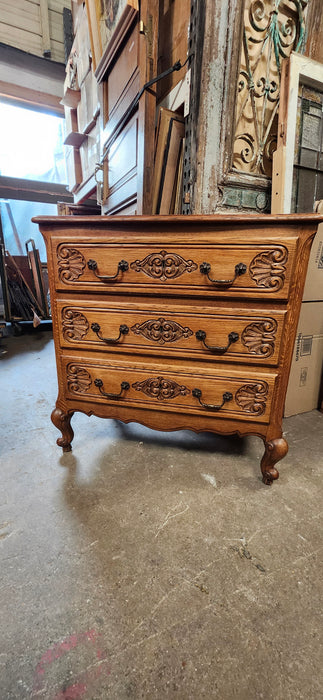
[51,241,296,300]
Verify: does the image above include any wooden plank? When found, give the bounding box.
[27,245,49,315]
[271,146,287,215]
[48,9,65,43]
[27,0,66,11]
[98,0,139,67]
[0,0,39,24]
[276,57,290,149]
[0,8,40,37]
[0,23,64,61]
[40,0,51,56]
[48,38,64,63]
[48,0,67,12]
[158,118,185,214]
[137,0,159,214]
[107,24,138,119]
[304,0,323,64]
[0,1,64,44]
[0,79,64,114]
[84,0,103,72]
[73,173,97,204]
[95,5,138,82]
[157,0,190,100]
[0,175,73,203]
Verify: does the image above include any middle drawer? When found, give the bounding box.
[56,299,286,367]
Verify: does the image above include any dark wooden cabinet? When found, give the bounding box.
[34,213,323,484]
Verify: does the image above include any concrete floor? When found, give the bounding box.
[0,327,323,700]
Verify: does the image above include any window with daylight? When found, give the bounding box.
[0,100,66,184]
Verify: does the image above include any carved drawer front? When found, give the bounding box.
[57,302,286,367]
[61,357,276,423]
[53,241,296,299]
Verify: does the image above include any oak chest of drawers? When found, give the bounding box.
[34,214,322,484]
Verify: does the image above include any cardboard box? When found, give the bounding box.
[284,301,323,417]
[303,225,323,301]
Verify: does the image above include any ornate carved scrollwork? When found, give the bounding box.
[235,381,269,416]
[61,308,89,341]
[57,245,86,282]
[131,317,193,344]
[66,364,92,393]
[241,318,277,357]
[130,250,198,280]
[249,247,288,291]
[233,0,308,176]
[132,376,190,401]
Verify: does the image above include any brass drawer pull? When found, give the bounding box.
[192,388,233,412]
[195,330,239,354]
[87,258,129,281]
[199,261,247,286]
[94,378,130,399]
[91,322,129,344]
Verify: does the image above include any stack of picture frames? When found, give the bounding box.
[152,108,185,214]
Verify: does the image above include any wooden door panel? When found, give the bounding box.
[103,114,138,214]
[100,1,159,215]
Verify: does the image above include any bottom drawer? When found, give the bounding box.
[60,357,276,423]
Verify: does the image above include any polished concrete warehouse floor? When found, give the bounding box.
[0,327,323,699]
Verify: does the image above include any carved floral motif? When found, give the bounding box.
[130,250,198,280]
[57,245,86,282]
[249,247,288,291]
[241,318,277,357]
[132,376,190,401]
[62,308,89,341]
[131,317,193,344]
[235,381,268,416]
[67,364,92,393]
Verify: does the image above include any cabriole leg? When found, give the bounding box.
[51,407,74,452]
[260,437,288,485]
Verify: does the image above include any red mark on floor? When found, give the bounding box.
[36,630,100,676]
[32,629,110,699]
[54,680,87,699]
[53,662,110,700]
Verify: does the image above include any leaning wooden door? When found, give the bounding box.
[96,0,159,215]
